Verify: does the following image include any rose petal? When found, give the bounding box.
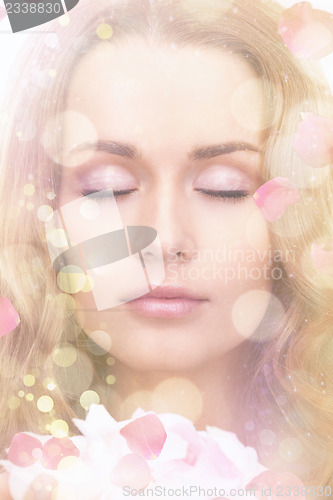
[253,177,300,222]
[8,433,42,467]
[278,2,333,59]
[0,297,20,337]
[110,453,152,490]
[120,414,167,460]
[41,437,80,470]
[246,470,303,500]
[293,112,333,168]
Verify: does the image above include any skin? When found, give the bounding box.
[56,40,274,429]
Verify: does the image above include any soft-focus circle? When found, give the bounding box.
[152,377,202,423]
[57,265,86,294]
[80,390,100,410]
[50,420,69,438]
[96,23,113,40]
[47,228,69,248]
[37,204,54,222]
[279,437,303,463]
[80,199,100,220]
[52,342,78,368]
[89,330,112,355]
[231,289,272,338]
[37,396,54,413]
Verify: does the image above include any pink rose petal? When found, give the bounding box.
[110,453,152,489]
[293,112,333,168]
[311,242,333,275]
[120,414,167,460]
[41,437,80,470]
[253,177,300,222]
[0,296,20,337]
[278,2,333,59]
[8,433,43,468]
[246,470,304,500]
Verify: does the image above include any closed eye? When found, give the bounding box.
[79,189,137,200]
[195,189,250,201]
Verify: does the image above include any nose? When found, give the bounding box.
[141,181,197,263]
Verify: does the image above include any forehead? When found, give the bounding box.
[63,40,265,162]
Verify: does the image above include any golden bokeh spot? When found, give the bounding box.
[47,191,56,200]
[53,293,76,318]
[43,377,56,390]
[57,456,78,471]
[18,199,25,207]
[96,23,113,40]
[80,390,100,410]
[106,356,115,366]
[26,202,34,211]
[37,204,54,222]
[152,377,202,423]
[23,184,35,196]
[58,14,70,26]
[105,374,116,385]
[81,274,94,293]
[26,393,34,402]
[23,374,36,387]
[8,396,20,409]
[47,228,69,248]
[279,437,303,463]
[16,131,22,137]
[50,419,69,438]
[122,390,151,417]
[49,69,57,78]
[57,265,86,294]
[89,330,111,354]
[231,290,272,338]
[52,342,77,368]
[37,395,54,413]
[18,390,25,398]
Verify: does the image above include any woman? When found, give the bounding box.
[0,0,332,495]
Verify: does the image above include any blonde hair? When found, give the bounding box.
[0,0,332,489]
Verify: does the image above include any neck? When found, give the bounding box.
[104,342,251,433]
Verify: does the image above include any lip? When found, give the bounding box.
[123,285,209,318]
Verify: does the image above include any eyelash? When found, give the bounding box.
[79,189,137,199]
[79,189,250,202]
[195,189,250,202]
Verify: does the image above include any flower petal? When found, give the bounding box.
[41,437,80,470]
[8,433,42,468]
[278,2,333,59]
[253,177,300,222]
[0,297,20,337]
[293,112,333,168]
[120,414,167,460]
[110,453,152,490]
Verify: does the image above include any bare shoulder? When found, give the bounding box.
[0,471,13,500]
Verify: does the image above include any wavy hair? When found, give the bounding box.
[0,0,332,489]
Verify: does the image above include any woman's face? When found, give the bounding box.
[57,40,274,371]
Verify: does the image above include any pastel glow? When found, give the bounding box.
[0,296,20,337]
[278,2,333,59]
[293,112,333,168]
[110,453,152,489]
[253,177,300,222]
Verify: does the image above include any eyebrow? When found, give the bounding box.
[69,140,262,161]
